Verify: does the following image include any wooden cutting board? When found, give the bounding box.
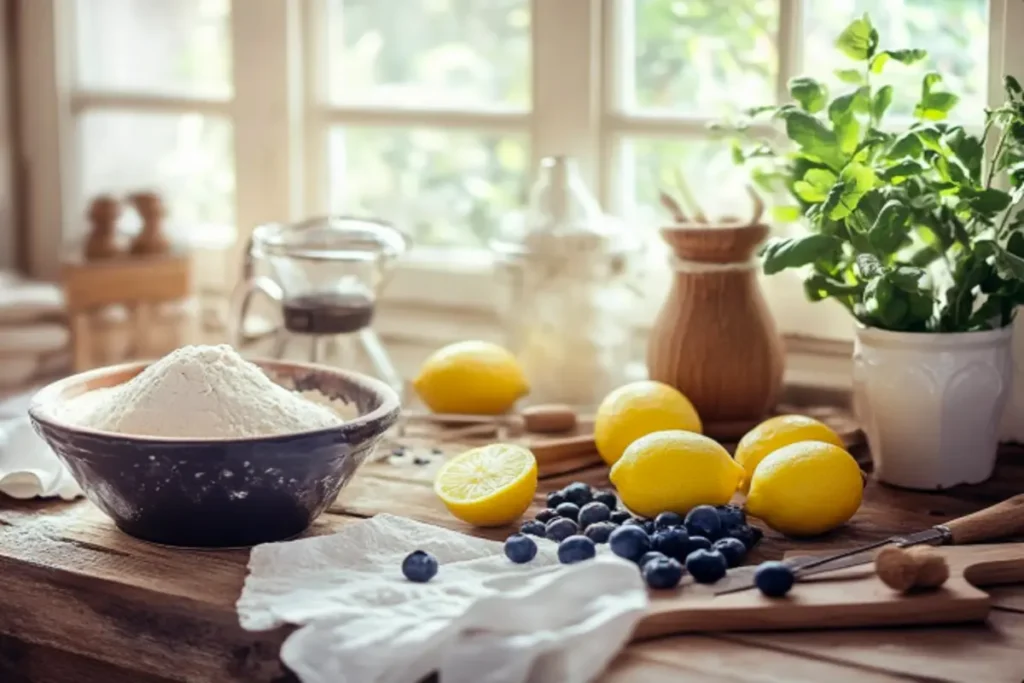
[632,543,1024,641]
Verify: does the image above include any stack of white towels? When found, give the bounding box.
[0,271,70,391]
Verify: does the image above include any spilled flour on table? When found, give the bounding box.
[56,344,345,438]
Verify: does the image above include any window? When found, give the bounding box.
[17,0,1024,349]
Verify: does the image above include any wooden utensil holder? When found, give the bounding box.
[63,253,193,371]
[646,221,784,437]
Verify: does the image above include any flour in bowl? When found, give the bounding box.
[58,344,345,438]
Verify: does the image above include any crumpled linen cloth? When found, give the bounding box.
[237,514,649,683]
[0,391,83,500]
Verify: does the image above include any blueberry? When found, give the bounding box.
[651,527,690,561]
[685,505,723,540]
[712,537,748,568]
[561,482,594,507]
[685,549,728,584]
[654,511,684,530]
[755,561,795,597]
[546,491,566,509]
[643,557,684,590]
[584,521,617,544]
[545,517,579,542]
[622,517,647,529]
[535,509,557,524]
[558,535,597,564]
[608,525,651,562]
[610,510,632,525]
[555,502,581,521]
[401,550,438,583]
[684,535,712,555]
[578,501,611,528]
[504,533,538,564]
[716,504,746,530]
[637,551,668,569]
[593,490,618,510]
[520,520,547,537]
[728,524,764,551]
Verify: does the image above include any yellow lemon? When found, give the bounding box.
[609,430,743,519]
[413,341,528,415]
[434,443,538,527]
[745,440,863,537]
[594,381,702,466]
[734,415,845,492]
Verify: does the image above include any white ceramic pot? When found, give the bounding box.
[998,311,1024,443]
[852,325,1013,490]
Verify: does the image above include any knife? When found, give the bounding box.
[715,492,1024,595]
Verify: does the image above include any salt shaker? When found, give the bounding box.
[491,156,636,406]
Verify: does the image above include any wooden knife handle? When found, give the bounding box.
[943,493,1024,544]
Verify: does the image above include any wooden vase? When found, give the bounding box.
[646,221,785,439]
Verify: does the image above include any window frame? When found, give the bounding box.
[15,0,1024,353]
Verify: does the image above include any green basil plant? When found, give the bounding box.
[728,14,1024,333]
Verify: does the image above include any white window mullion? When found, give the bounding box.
[531,0,603,193]
[69,92,232,118]
[776,0,803,104]
[230,0,305,278]
[17,0,76,280]
[322,106,529,131]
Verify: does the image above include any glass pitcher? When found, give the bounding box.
[230,216,409,396]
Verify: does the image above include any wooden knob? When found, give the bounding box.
[84,195,121,261]
[128,191,171,256]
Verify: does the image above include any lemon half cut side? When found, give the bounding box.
[434,443,538,527]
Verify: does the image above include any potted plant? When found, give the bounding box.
[729,14,1024,490]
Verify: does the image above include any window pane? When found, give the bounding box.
[802,0,987,120]
[328,128,528,248]
[631,0,778,114]
[325,0,530,107]
[74,0,231,97]
[623,137,754,229]
[78,111,235,236]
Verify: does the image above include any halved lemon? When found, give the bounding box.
[433,443,538,527]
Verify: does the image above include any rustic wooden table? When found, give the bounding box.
[0,432,1022,683]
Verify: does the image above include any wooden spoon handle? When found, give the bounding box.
[943,494,1024,544]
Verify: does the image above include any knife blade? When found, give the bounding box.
[713,492,1024,597]
[713,527,945,595]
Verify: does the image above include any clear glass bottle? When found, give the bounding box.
[492,156,636,406]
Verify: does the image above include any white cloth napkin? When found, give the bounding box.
[238,514,649,683]
[0,392,83,500]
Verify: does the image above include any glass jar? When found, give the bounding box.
[492,156,636,406]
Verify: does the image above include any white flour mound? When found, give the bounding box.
[57,344,345,438]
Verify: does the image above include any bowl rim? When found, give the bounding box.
[27,356,402,444]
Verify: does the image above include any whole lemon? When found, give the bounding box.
[734,415,845,492]
[610,430,743,519]
[745,440,863,537]
[594,380,702,466]
[413,341,528,415]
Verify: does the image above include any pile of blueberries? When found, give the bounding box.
[402,481,795,597]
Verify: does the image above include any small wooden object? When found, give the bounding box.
[129,191,171,256]
[402,404,581,436]
[646,189,785,435]
[83,195,122,261]
[875,545,950,592]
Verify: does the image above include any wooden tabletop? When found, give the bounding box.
[0,432,1023,683]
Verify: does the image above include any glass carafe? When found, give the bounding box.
[231,216,409,396]
[491,156,638,406]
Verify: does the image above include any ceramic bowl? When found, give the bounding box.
[28,358,400,548]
